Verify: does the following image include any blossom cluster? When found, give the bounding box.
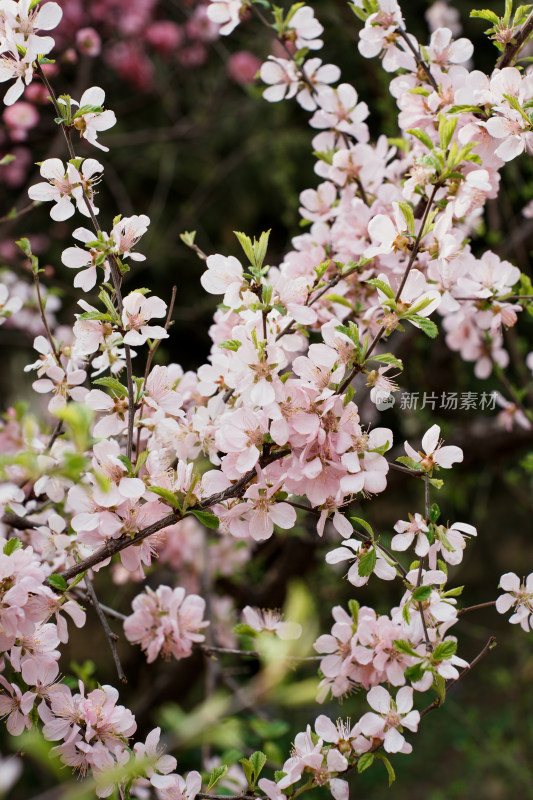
[0,0,532,797]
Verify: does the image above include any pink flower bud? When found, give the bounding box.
[227,51,261,85]
[76,27,102,57]
[145,21,183,54]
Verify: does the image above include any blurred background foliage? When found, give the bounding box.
[1,0,533,798]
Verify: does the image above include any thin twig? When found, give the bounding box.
[457,600,497,617]
[496,10,533,68]
[33,271,62,366]
[420,635,497,718]
[337,184,438,395]
[56,449,290,583]
[396,28,438,91]
[84,575,127,684]
[0,200,37,225]
[201,644,321,662]
[36,63,136,461]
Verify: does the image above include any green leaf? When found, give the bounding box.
[412,585,432,602]
[117,455,133,474]
[234,231,255,265]
[432,640,457,661]
[207,765,228,792]
[396,456,423,471]
[368,352,403,370]
[438,114,457,150]
[404,662,424,682]
[433,673,447,704]
[250,751,267,782]
[447,104,485,115]
[147,486,181,509]
[219,339,242,351]
[93,377,128,397]
[232,623,259,638]
[398,201,415,235]
[429,478,444,490]
[407,315,439,338]
[350,516,374,537]
[3,537,22,555]
[406,128,434,150]
[0,154,15,166]
[366,277,395,299]
[358,547,377,577]
[48,574,67,592]
[348,599,360,625]
[375,753,396,786]
[357,752,375,773]
[470,9,499,24]
[325,293,353,308]
[134,450,149,475]
[77,311,114,321]
[239,758,254,788]
[68,570,87,590]
[179,230,197,247]
[253,230,271,269]
[429,503,440,523]
[189,510,220,529]
[393,639,418,657]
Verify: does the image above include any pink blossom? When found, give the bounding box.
[28,157,103,221]
[124,585,209,662]
[227,51,261,85]
[206,0,245,35]
[496,572,533,631]
[242,606,302,639]
[122,291,168,346]
[67,87,116,152]
[358,686,419,753]
[404,424,463,470]
[76,27,101,57]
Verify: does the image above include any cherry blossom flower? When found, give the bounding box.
[0,45,34,106]
[121,291,168,346]
[287,6,323,51]
[260,57,299,104]
[133,727,177,780]
[67,87,117,152]
[0,677,35,735]
[496,572,533,631]
[200,254,244,308]
[206,0,245,36]
[404,424,463,470]
[151,770,202,800]
[326,539,396,587]
[123,585,209,662]
[32,365,87,413]
[242,606,302,639]
[358,686,420,753]
[111,214,150,260]
[0,282,22,324]
[28,158,102,220]
[4,0,62,62]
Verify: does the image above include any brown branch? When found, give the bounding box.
[36,63,136,461]
[420,635,497,719]
[496,10,533,68]
[337,184,439,395]
[56,449,290,583]
[0,200,37,225]
[84,574,127,684]
[396,28,438,91]
[457,600,497,617]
